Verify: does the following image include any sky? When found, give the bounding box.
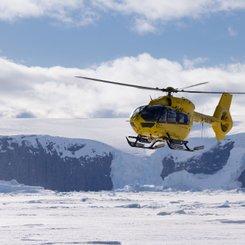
[0,0,245,123]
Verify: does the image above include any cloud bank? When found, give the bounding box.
[1,0,245,31]
[0,0,96,26]
[0,54,245,119]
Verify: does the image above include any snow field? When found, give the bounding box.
[0,188,245,244]
[0,118,245,244]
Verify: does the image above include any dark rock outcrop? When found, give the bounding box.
[0,136,113,191]
[161,141,234,180]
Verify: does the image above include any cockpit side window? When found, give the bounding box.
[177,112,189,124]
[158,108,189,125]
[158,108,167,123]
[167,109,177,123]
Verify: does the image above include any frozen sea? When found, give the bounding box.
[0,184,245,245]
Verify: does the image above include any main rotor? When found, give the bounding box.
[75,76,245,95]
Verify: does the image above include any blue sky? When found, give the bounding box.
[0,1,245,120]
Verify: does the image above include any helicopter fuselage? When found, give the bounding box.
[129,93,233,143]
[129,95,195,141]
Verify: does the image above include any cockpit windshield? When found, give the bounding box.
[130,105,146,118]
[141,105,165,121]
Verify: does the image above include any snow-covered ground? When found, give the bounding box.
[0,118,245,244]
[0,181,245,244]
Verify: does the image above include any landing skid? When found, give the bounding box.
[164,134,204,152]
[126,136,165,149]
[126,135,204,152]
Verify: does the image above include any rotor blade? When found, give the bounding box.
[75,76,245,95]
[178,81,209,90]
[179,90,245,94]
[75,76,163,91]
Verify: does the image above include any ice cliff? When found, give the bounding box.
[0,134,244,191]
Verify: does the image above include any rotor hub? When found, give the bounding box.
[164,87,178,95]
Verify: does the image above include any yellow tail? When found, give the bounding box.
[212,93,233,141]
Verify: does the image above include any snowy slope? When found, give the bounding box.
[0,133,244,191]
[159,135,245,190]
[0,118,244,191]
[0,135,115,191]
[113,135,245,190]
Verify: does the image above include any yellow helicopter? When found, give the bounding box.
[76,76,245,152]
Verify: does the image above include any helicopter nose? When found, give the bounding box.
[130,114,138,128]
[129,112,139,128]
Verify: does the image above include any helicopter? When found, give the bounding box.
[75,76,245,152]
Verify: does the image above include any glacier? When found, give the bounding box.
[0,133,244,191]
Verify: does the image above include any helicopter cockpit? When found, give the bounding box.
[131,105,189,125]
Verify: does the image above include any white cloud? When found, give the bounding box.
[218,0,245,10]
[0,1,245,31]
[94,0,207,21]
[134,18,156,34]
[183,57,208,69]
[93,0,245,32]
[94,0,245,19]
[1,54,245,120]
[0,0,97,26]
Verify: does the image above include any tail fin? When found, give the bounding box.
[212,93,233,141]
